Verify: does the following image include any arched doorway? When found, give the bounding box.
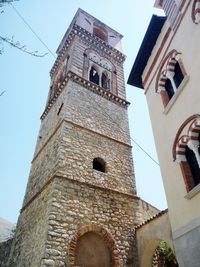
[68,223,120,267]
[75,231,111,267]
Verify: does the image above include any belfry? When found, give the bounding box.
[7,9,158,267]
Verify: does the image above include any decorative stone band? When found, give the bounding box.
[192,0,200,24]
[41,71,129,120]
[50,24,126,78]
[68,223,121,267]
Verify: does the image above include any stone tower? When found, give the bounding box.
[7,9,158,267]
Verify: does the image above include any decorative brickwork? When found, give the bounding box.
[174,116,200,192]
[156,49,187,107]
[68,223,120,267]
[192,0,200,24]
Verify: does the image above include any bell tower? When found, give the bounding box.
[7,9,157,267]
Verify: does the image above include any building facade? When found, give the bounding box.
[128,1,200,266]
[6,9,160,267]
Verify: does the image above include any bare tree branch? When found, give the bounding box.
[0,0,19,7]
[0,36,48,57]
[0,90,6,96]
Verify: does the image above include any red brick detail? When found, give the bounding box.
[172,115,200,160]
[160,90,170,107]
[155,49,178,92]
[192,0,200,24]
[180,161,195,192]
[68,223,120,267]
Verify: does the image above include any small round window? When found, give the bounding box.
[93,158,106,173]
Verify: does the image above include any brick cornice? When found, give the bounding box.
[41,71,129,120]
[50,24,126,78]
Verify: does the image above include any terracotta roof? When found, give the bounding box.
[135,209,168,230]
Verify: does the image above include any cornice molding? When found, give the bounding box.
[50,24,126,78]
[41,71,129,120]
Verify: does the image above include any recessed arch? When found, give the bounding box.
[68,223,120,267]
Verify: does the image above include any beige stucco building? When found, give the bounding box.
[128,0,200,266]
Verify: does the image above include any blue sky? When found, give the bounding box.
[0,0,166,223]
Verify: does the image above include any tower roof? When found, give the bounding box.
[57,8,123,54]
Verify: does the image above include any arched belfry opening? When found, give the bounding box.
[93,157,106,173]
[101,71,110,90]
[89,65,100,85]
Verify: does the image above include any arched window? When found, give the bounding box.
[83,50,117,94]
[165,78,174,100]
[192,0,200,24]
[173,61,184,88]
[173,116,200,193]
[185,146,200,187]
[156,50,187,108]
[101,71,110,90]
[89,66,99,85]
[93,158,106,173]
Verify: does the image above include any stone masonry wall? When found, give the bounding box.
[0,238,13,267]
[23,125,62,206]
[41,177,140,267]
[24,116,135,210]
[56,120,136,195]
[35,80,131,158]
[8,183,53,267]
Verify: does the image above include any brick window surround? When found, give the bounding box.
[156,50,187,108]
[173,116,200,193]
[192,0,200,24]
